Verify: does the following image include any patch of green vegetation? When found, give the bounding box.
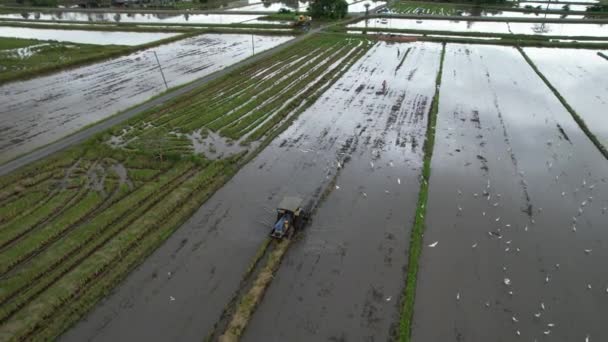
[0,32,200,85]
[399,42,445,342]
[259,12,302,21]
[220,238,291,341]
[518,47,608,159]
[0,34,371,341]
[0,37,126,84]
[0,37,40,50]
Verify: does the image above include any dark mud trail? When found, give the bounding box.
[524,47,608,151]
[0,34,291,164]
[412,44,608,342]
[242,42,442,342]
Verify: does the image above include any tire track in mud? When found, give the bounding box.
[242,42,444,342]
[413,44,608,342]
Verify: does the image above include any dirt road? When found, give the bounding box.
[0,33,291,165]
[243,42,442,342]
[412,44,608,342]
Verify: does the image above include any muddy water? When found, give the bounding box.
[242,42,442,342]
[0,34,292,164]
[525,47,608,150]
[348,0,387,12]
[59,41,439,342]
[350,18,608,37]
[516,2,593,11]
[478,11,584,19]
[0,12,268,24]
[412,44,608,342]
[228,0,309,11]
[0,26,177,45]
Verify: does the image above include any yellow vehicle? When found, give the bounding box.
[294,15,311,27]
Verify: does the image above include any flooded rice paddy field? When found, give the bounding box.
[228,0,309,11]
[0,33,292,164]
[59,38,376,342]
[0,12,274,25]
[243,41,442,342]
[230,0,386,12]
[516,2,595,11]
[347,0,388,12]
[524,47,608,149]
[0,26,178,45]
[412,44,608,342]
[351,18,608,37]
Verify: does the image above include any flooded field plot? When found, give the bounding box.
[0,33,292,164]
[412,44,608,342]
[242,41,442,342]
[350,18,608,37]
[0,35,371,342]
[388,4,584,18]
[228,0,309,11]
[0,26,177,45]
[516,1,593,11]
[54,37,371,341]
[0,12,270,25]
[0,36,128,84]
[348,0,387,12]
[524,47,608,149]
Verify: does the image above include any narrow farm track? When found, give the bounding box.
[241,41,443,342]
[412,44,608,342]
[58,41,375,342]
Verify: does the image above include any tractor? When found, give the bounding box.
[270,196,308,239]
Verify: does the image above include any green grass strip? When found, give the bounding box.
[517,46,608,159]
[0,189,103,276]
[399,42,445,342]
[0,189,79,247]
[0,165,189,317]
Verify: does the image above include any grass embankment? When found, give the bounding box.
[0,33,371,342]
[518,47,608,159]
[0,32,198,85]
[219,238,291,342]
[398,42,445,342]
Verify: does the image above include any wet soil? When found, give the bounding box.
[0,33,292,164]
[242,41,442,342]
[349,18,608,37]
[59,41,442,342]
[524,47,608,150]
[412,44,608,342]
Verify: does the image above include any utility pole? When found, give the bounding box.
[364,3,370,34]
[152,50,169,90]
[251,34,255,56]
